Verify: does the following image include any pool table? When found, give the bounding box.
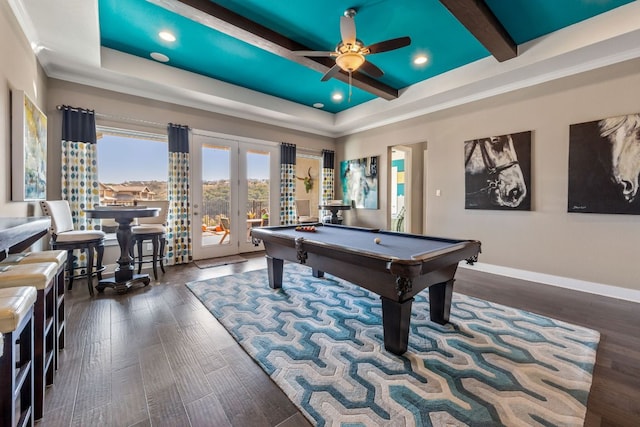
[250,224,481,355]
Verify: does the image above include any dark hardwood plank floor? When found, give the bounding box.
[39,254,640,426]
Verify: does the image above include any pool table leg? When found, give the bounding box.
[266,256,283,289]
[380,297,414,355]
[429,279,454,325]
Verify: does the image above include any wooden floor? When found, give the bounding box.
[39,254,640,426]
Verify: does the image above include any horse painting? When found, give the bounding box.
[599,114,640,203]
[464,132,531,210]
[568,113,640,214]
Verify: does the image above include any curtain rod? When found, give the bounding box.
[56,105,167,129]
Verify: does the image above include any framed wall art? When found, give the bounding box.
[568,113,640,214]
[12,90,47,201]
[464,131,532,210]
[340,156,379,209]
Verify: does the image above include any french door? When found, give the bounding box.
[191,132,279,259]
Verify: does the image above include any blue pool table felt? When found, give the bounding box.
[271,226,463,260]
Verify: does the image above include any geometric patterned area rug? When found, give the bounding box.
[186,263,600,426]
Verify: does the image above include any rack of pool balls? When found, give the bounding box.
[295,225,316,232]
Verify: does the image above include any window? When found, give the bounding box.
[96,127,168,207]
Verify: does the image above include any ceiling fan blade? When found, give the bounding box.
[321,65,341,82]
[293,50,335,57]
[360,60,384,78]
[366,36,411,54]
[340,16,356,45]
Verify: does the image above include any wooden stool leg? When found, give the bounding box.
[137,240,143,274]
[20,316,35,427]
[96,242,104,281]
[160,236,166,274]
[56,264,65,359]
[0,333,14,427]
[33,291,45,420]
[86,247,94,297]
[151,236,159,280]
[0,313,35,427]
[66,249,74,290]
[45,286,55,387]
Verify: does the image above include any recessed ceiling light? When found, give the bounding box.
[159,31,176,42]
[332,93,343,102]
[313,103,324,109]
[413,55,428,65]
[150,52,169,63]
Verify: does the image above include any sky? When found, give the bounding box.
[97,134,269,183]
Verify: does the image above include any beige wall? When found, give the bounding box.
[1,1,48,217]
[337,58,640,291]
[295,156,322,219]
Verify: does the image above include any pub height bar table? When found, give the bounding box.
[318,203,351,224]
[85,206,159,293]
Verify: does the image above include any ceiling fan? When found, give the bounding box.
[294,8,411,82]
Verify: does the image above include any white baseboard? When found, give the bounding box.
[459,261,640,304]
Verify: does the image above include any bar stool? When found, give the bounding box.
[0,286,37,427]
[131,200,168,280]
[2,251,67,369]
[295,199,319,223]
[40,200,105,296]
[0,263,57,420]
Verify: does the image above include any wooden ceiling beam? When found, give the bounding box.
[439,0,517,62]
[148,0,399,100]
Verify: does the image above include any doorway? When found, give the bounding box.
[191,132,279,260]
[295,154,323,222]
[390,146,411,232]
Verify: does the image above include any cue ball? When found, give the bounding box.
[374,237,381,244]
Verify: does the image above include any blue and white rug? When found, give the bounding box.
[186,263,599,426]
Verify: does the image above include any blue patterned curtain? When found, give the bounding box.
[280,143,296,225]
[60,105,100,268]
[321,150,335,219]
[167,123,191,265]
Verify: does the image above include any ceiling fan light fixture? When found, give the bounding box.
[335,52,365,72]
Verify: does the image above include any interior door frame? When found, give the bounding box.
[191,130,279,260]
[388,145,412,233]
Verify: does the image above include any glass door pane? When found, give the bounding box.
[202,144,232,245]
[192,133,278,259]
[240,146,274,252]
[192,135,238,259]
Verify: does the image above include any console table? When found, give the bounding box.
[319,204,351,224]
[0,217,51,261]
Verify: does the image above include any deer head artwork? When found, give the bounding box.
[297,167,314,193]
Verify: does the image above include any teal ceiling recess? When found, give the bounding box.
[98,0,633,114]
